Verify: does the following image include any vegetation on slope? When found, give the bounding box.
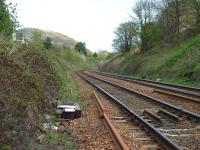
[0,0,18,37]
[100,35,200,86]
[0,7,101,147]
[100,0,200,87]
[112,0,200,54]
[0,31,101,148]
[0,40,59,149]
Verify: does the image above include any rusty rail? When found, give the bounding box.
[93,92,129,150]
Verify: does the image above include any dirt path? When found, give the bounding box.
[68,73,114,150]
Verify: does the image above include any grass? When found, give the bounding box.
[38,48,98,148]
[103,35,200,87]
[44,131,73,148]
[45,49,90,107]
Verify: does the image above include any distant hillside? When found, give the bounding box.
[16,28,77,49]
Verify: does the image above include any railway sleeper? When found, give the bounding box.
[158,128,200,134]
[158,109,179,122]
[132,134,159,148]
[140,144,159,150]
[143,110,163,125]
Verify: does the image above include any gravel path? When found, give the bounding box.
[68,73,114,150]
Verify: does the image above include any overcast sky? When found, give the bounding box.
[10,0,136,52]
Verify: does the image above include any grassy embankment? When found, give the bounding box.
[0,37,98,149]
[101,35,200,86]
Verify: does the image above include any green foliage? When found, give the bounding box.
[132,0,156,52]
[43,37,52,49]
[30,30,43,49]
[0,41,60,149]
[93,52,98,57]
[103,35,200,86]
[112,21,137,52]
[75,42,87,56]
[0,34,98,148]
[44,48,90,107]
[44,131,73,148]
[142,23,163,49]
[0,0,18,37]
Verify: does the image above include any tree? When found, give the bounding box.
[191,0,200,33]
[157,0,197,40]
[0,0,18,37]
[75,42,87,56]
[112,21,138,52]
[43,37,52,49]
[133,0,156,52]
[31,30,43,48]
[171,0,181,34]
[93,52,98,57]
[141,22,163,49]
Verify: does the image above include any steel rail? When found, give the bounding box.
[153,89,200,103]
[94,71,200,98]
[93,92,129,150]
[84,71,200,121]
[78,72,182,150]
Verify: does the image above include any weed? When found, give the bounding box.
[44,131,73,148]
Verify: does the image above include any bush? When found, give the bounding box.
[43,37,52,49]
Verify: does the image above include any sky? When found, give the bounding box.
[9,0,136,52]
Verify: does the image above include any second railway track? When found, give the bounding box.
[79,71,200,150]
[89,71,200,116]
[94,71,200,100]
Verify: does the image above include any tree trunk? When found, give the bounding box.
[194,0,200,33]
[174,0,180,34]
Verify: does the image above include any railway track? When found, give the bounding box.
[94,92,161,150]
[89,71,200,116]
[94,71,200,100]
[78,71,200,150]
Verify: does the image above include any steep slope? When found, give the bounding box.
[100,35,200,86]
[0,50,59,149]
[0,33,96,149]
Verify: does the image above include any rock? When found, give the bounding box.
[42,123,58,131]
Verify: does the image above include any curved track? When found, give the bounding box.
[94,71,200,99]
